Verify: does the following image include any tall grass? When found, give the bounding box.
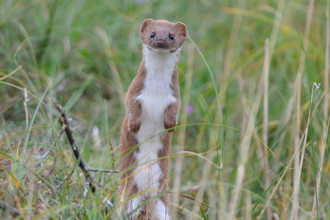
[0,0,329,219]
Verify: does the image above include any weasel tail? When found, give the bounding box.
[119,19,187,220]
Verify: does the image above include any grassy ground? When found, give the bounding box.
[0,0,329,219]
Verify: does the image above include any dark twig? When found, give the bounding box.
[53,100,118,199]
[88,168,118,173]
[54,100,96,192]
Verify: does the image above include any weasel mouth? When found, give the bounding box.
[144,43,179,53]
[146,45,173,53]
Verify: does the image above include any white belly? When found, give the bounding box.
[127,46,178,219]
[135,74,176,192]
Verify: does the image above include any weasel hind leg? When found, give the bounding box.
[149,199,171,220]
[125,198,171,220]
[125,196,144,220]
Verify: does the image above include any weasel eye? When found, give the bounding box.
[169,34,174,40]
[150,32,155,38]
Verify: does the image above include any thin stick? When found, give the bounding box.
[88,168,118,173]
[54,100,97,192]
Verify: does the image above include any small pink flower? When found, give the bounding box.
[185,105,194,113]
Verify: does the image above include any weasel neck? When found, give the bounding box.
[142,44,180,75]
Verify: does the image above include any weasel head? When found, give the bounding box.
[140,19,188,53]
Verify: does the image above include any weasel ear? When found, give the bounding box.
[140,19,153,33]
[176,22,188,38]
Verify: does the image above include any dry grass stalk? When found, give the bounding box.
[311,0,330,216]
[300,82,320,170]
[172,43,194,217]
[268,0,286,58]
[218,0,246,104]
[228,78,263,219]
[95,27,125,102]
[23,88,29,133]
[190,152,214,220]
[262,38,271,220]
[262,3,287,218]
[0,65,22,81]
[292,0,315,219]
[216,2,246,216]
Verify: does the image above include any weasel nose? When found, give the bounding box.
[156,40,165,46]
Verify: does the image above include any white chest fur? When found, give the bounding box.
[136,46,179,140]
[135,45,179,182]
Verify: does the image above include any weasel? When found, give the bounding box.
[119,19,188,220]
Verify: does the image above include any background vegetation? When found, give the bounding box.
[0,0,329,219]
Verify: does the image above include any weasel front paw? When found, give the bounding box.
[128,119,141,134]
[164,117,177,132]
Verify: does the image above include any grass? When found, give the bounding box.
[0,0,329,219]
